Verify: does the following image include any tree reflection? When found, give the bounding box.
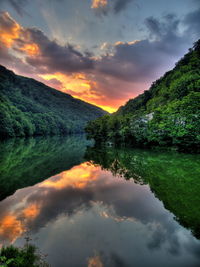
[0,135,91,200]
[85,146,200,239]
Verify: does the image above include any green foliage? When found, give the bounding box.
[85,146,200,239]
[147,92,200,149]
[0,66,106,138]
[86,40,200,152]
[0,243,49,267]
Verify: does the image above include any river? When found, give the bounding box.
[0,135,200,267]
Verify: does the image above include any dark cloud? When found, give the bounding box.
[0,12,37,75]
[0,10,198,81]
[0,10,18,31]
[0,0,29,16]
[147,223,182,256]
[0,167,168,239]
[22,9,199,81]
[145,13,181,44]
[96,39,185,83]
[113,0,133,13]
[25,186,94,231]
[0,8,199,110]
[0,12,94,75]
[45,77,63,88]
[147,225,167,250]
[144,14,187,55]
[0,46,34,76]
[145,16,163,37]
[109,253,128,267]
[0,161,200,267]
[8,0,28,15]
[0,46,13,62]
[184,8,200,38]
[184,241,200,259]
[193,0,200,7]
[95,13,195,82]
[24,28,94,74]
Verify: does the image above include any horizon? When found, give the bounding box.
[0,0,199,112]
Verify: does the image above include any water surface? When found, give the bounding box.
[0,136,200,267]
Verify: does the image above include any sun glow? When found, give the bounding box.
[40,72,116,113]
[40,72,97,96]
[0,12,121,113]
[98,105,116,113]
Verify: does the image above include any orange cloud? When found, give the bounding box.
[40,72,118,112]
[0,12,137,113]
[19,43,40,56]
[40,162,99,190]
[0,203,41,243]
[23,203,40,219]
[0,163,100,244]
[88,254,104,267]
[91,0,108,9]
[0,12,40,57]
[0,215,25,243]
[0,12,21,48]
[40,72,98,97]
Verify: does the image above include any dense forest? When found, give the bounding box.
[0,66,106,138]
[86,40,200,152]
[85,146,200,239]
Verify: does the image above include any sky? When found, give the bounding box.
[0,0,199,112]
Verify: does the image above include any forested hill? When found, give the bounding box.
[117,40,200,116]
[0,65,107,138]
[86,40,200,152]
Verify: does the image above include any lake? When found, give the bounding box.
[0,135,200,267]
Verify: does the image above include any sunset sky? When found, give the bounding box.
[0,0,199,112]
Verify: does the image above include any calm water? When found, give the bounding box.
[0,136,200,267]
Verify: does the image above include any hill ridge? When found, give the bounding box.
[0,65,107,138]
[86,40,200,152]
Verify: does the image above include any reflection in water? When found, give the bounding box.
[0,162,100,244]
[0,135,91,200]
[86,147,200,240]
[39,162,99,189]
[0,138,200,266]
[88,254,104,267]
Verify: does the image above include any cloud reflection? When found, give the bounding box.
[39,162,99,190]
[0,160,199,266]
